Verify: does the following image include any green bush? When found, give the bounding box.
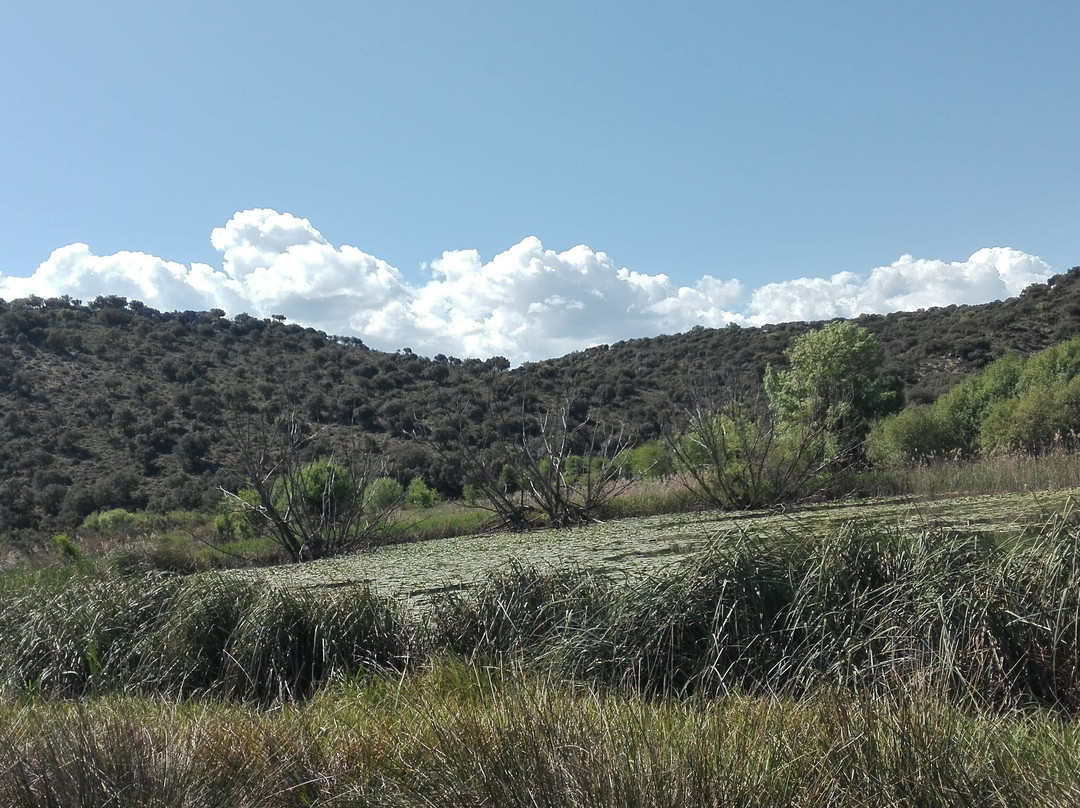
[672,407,836,509]
[82,508,141,536]
[363,476,404,512]
[271,458,355,516]
[214,488,260,542]
[616,440,671,478]
[871,341,1080,464]
[405,477,439,508]
[866,404,953,466]
[51,533,82,561]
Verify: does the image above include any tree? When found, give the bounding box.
[672,324,900,509]
[217,410,396,562]
[765,321,900,460]
[868,339,1080,465]
[424,387,638,529]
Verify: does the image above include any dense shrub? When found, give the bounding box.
[405,476,439,508]
[363,476,404,511]
[873,338,1080,464]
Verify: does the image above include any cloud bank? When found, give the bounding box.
[0,209,1054,364]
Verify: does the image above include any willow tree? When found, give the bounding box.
[673,322,900,508]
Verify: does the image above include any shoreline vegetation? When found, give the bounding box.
[5,485,1080,803]
[5,672,1080,807]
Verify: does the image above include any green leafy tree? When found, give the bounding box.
[871,339,1080,464]
[765,322,900,457]
[675,324,900,508]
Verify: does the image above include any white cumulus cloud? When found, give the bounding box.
[744,248,1053,325]
[0,209,1056,364]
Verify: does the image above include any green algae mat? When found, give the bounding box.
[238,488,1080,607]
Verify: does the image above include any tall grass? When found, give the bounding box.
[139,576,411,701]
[9,507,1080,804]
[2,671,1080,807]
[6,505,1080,711]
[601,477,705,518]
[434,511,1080,709]
[0,571,409,702]
[867,448,1080,498]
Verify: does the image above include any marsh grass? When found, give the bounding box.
[384,504,493,543]
[8,507,1080,711]
[10,504,1080,803]
[3,671,1080,807]
[870,449,1080,499]
[0,571,410,703]
[602,477,705,519]
[139,576,411,702]
[432,509,1080,710]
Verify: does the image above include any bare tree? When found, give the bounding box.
[424,388,639,529]
[217,409,396,562]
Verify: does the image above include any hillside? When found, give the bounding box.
[1,267,1079,535]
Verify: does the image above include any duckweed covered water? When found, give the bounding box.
[237,489,1080,608]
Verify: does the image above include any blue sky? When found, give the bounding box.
[1,2,1077,362]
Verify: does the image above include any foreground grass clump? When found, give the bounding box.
[0,571,409,702]
[2,668,1080,807]
[434,512,1080,709]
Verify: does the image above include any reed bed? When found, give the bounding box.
[6,508,1080,803]
[2,670,1080,807]
[5,509,1080,709]
[434,511,1080,710]
[870,449,1080,499]
[0,572,410,703]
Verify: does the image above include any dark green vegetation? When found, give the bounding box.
[1,266,1079,543]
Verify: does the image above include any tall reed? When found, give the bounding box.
[433,511,1080,709]
[7,507,1080,710]
[3,674,1080,807]
[0,571,409,703]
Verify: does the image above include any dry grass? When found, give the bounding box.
[2,669,1079,807]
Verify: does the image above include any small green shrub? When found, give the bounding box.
[214,488,260,542]
[616,439,672,478]
[405,477,439,508]
[82,508,141,536]
[272,458,355,515]
[106,534,206,576]
[866,404,955,466]
[51,533,82,561]
[364,476,404,512]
